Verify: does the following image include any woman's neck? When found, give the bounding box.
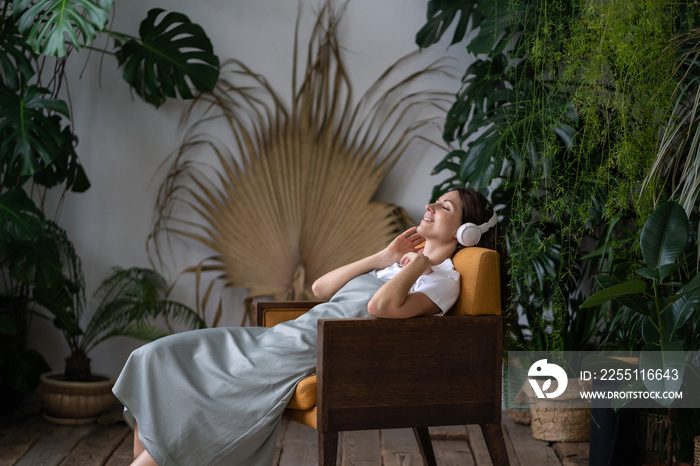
[421,240,457,266]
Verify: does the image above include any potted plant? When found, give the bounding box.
[0,0,219,412]
[34,222,205,423]
[582,200,700,464]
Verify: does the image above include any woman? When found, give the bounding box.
[114,187,496,466]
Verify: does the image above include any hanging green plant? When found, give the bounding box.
[416,0,692,353]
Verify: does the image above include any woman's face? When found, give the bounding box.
[417,190,464,244]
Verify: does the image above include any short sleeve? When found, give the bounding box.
[411,259,460,315]
[373,258,460,315]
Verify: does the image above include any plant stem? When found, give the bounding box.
[84,46,117,56]
[654,280,665,342]
[101,28,137,43]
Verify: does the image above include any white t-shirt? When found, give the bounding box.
[371,258,460,316]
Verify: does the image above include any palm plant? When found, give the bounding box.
[34,222,204,382]
[149,1,451,325]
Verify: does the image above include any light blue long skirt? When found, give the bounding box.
[112,274,382,465]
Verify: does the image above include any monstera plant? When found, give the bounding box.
[0,0,219,412]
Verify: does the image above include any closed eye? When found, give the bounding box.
[437,198,455,211]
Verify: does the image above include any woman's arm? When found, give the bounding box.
[367,252,441,318]
[311,227,425,300]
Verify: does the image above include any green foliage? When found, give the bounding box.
[416,0,693,354]
[645,28,700,217]
[114,9,220,108]
[0,0,220,392]
[0,16,34,90]
[0,2,220,293]
[84,266,206,353]
[13,0,114,57]
[415,0,480,47]
[0,187,43,242]
[0,3,220,195]
[583,201,700,408]
[564,0,676,217]
[417,0,700,452]
[0,84,69,179]
[32,223,204,380]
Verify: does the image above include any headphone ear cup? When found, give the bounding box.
[457,223,481,247]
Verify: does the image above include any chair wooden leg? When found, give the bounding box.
[413,427,437,466]
[318,431,338,466]
[480,423,509,466]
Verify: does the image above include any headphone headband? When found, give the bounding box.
[456,211,498,247]
[479,211,498,233]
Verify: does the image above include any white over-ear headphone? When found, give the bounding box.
[456,212,498,247]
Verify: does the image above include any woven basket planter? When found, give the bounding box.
[524,377,591,442]
[39,371,116,425]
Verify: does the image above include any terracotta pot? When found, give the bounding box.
[39,371,116,424]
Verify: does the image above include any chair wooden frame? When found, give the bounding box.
[253,302,510,465]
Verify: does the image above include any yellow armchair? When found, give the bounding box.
[253,246,509,466]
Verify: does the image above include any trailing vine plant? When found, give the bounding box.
[416,0,696,353]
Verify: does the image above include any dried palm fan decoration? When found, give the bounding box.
[149,1,451,326]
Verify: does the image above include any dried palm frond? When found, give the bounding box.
[149,1,451,325]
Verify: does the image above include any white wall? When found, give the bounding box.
[28,0,474,378]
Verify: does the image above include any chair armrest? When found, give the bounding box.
[252,301,325,327]
[316,315,503,432]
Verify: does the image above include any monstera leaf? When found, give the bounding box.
[31,127,90,193]
[0,84,70,181]
[415,0,480,47]
[0,188,45,245]
[115,9,220,108]
[13,0,114,57]
[0,17,35,90]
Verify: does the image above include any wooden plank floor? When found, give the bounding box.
[1,399,588,465]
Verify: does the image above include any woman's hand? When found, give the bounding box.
[367,250,439,319]
[399,252,432,275]
[312,226,425,301]
[383,227,425,267]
